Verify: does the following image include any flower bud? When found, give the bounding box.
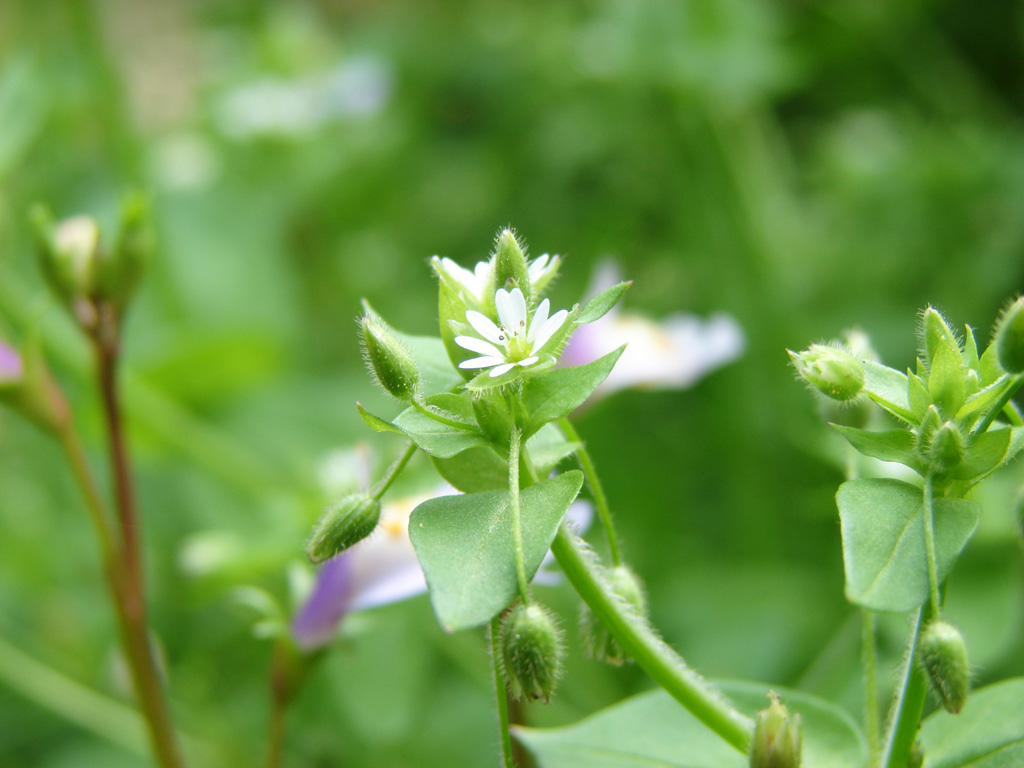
[789,344,865,402]
[500,602,565,703]
[306,494,381,564]
[927,421,964,474]
[750,692,802,768]
[360,315,421,401]
[919,620,970,714]
[32,206,102,303]
[994,297,1024,375]
[100,194,152,311]
[494,228,531,304]
[920,307,962,369]
[0,335,69,434]
[581,565,648,666]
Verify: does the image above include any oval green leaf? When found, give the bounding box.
[920,678,1024,768]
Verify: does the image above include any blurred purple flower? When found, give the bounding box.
[292,486,592,651]
[563,261,744,398]
[0,340,23,384]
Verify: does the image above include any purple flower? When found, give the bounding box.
[0,340,23,385]
[563,261,744,398]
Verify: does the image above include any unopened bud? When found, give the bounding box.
[927,422,964,473]
[32,206,102,303]
[920,307,962,369]
[306,494,381,564]
[919,620,970,714]
[360,315,421,400]
[500,602,565,703]
[995,297,1024,375]
[750,692,802,768]
[789,344,865,402]
[100,194,151,311]
[581,565,648,666]
[494,228,531,304]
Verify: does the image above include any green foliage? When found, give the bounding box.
[408,471,583,631]
[515,682,866,768]
[576,281,632,325]
[836,479,980,612]
[920,678,1024,768]
[521,346,625,434]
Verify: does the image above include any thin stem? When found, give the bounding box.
[57,423,118,568]
[971,374,1024,436]
[490,616,515,768]
[880,608,928,768]
[558,417,621,565]
[412,398,476,430]
[922,474,942,619]
[370,440,417,500]
[508,427,530,603]
[550,525,753,753]
[94,329,186,768]
[862,610,880,761]
[263,640,304,768]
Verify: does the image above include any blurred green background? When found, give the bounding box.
[1,0,1023,765]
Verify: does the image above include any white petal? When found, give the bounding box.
[441,258,479,294]
[474,260,492,289]
[528,254,549,278]
[489,363,516,377]
[516,356,539,367]
[495,287,527,331]
[533,309,569,351]
[465,310,504,344]
[527,299,550,344]
[454,335,502,356]
[459,356,506,369]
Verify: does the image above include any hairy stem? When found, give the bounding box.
[490,616,515,768]
[558,417,621,565]
[370,440,417,500]
[412,398,476,430]
[550,526,753,753]
[921,474,942,619]
[880,608,927,768]
[508,427,530,603]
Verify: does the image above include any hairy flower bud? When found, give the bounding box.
[994,297,1024,375]
[306,494,381,564]
[360,315,421,401]
[789,344,865,402]
[920,307,962,370]
[919,620,970,714]
[500,602,565,703]
[750,692,802,768]
[494,228,531,304]
[581,565,648,666]
[927,421,965,474]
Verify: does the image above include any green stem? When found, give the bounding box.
[508,428,530,603]
[862,610,880,761]
[550,526,753,753]
[922,474,942,619]
[879,608,928,768]
[412,398,476,430]
[558,417,621,565]
[57,422,118,569]
[490,616,516,768]
[971,374,1024,436]
[370,440,417,500]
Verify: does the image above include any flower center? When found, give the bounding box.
[499,319,531,361]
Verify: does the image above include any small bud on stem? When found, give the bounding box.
[789,344,865,402]
[360,315,421,401]
[306,494,381,564]
[919,620,970,714]
[750,692,802,768]
[995,297,1024,375]
[500,602,565,703]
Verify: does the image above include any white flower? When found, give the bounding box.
[434,253,561,306]
[437,257,493,303]
[454,287,569,378]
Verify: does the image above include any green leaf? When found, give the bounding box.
[576,281,631,325]
[950,427,1011,481]
[523,346,625,434]
[956,373,1012,429]
[515,681,866,768]
[863,361,916,424]
[908,372,932,421]
[831,425,920,470]
[921,678,1024,768]
[409,471,584,631]
[391,396,487,458]
[528,423,581,476]
[357,402,402,434]
[836,478,981,612]
[395,332,464,394]
[432,446,508,493]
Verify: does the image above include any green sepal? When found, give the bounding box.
[409,470,584,631]
[907,372,932,421]
[576,281,632,325]
[920,307,962,370]
[464,356,556,392]
[956,374,1013,430]
[831,425,922,472]
[836,478,980,612]
[522,346,625,435]
[928,340,966,418]
[493,229,531,304]
[963,325,980,371]
[437,278,476,378]
[978,341,1004,386]
[862,361,916,424]
[472,392,513,444]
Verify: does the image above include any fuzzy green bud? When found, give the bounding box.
[32,206,102,303]
[920,307,962,370]
[581,565,648,666]
[306,493,381,564]
[750,692,802,768]
[994,297,1024,375]
[789,344,865,402]
[360,315,421,400]
[500,602,565,703]
[100,194,152,311]
[919,620,970,714]
[494,228,531,304]
[927,421,965,474]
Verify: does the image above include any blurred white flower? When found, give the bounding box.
[563,261,744,397]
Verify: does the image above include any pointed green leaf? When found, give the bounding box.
[908,372,932,420]
[576,281,631,325]
[523,346,625,433]
[410,471,584,631]
[837,478,980,612]
[863,361,916,423]
[956,373,1012,430]
[921,678,1024,768]
[963,325,980,370]
[831,425,920,469]
[528,423,581,476]
[357,402,403,434]
[979,342,1004,386]
[431,446,508,493]
[950,427,1011,481]
[515,681,866,768]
